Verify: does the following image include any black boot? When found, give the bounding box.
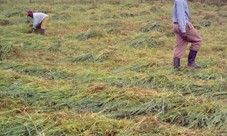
[188,50,201,68]
[173,58,180,69]
[40,29,45,35]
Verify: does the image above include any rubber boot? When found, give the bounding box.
[40,29,45,35]
[188,50,201,68]
[173,58,180,70]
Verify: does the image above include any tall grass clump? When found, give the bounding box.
[76,30,103,41]
[0,19,13,26]
[140,22,164,33]
[0,62,72,80]
[125,34,164,49]
[0,45,19,60]
[68,51,109,63]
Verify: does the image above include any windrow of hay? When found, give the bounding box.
[0,44,20,60]
[0,73,226,132]
[125,34,164,49]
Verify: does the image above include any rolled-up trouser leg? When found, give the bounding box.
[40,17,48,29]
[186,25,202,52]
[40,17,48,35]
[173,24,188,59]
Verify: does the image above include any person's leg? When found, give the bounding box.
[173,24,188,69]
[186,23,202,68]
[40,17,48,35]
[35,24,41,33]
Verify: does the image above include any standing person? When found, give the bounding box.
[27,10,48,35]
[172,0,202,69]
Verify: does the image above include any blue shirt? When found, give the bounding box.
[172,0,190,33]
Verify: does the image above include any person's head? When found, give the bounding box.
[27,10,33,18]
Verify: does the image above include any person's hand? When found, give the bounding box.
[182,33,187,41]
[32,28,35,33]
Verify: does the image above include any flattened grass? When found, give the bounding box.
[0,1,227,136]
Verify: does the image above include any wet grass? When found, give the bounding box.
[0,1,227,135]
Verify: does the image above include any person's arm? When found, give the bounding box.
[176,0,186,33]
[32,18,39,30]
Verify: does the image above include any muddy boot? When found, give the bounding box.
[188,50,201,68]
[40,29,45,35]
[173,58,180,70]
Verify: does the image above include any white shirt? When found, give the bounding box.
[32,13,48,29]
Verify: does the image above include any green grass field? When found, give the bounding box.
[0,1,227,135]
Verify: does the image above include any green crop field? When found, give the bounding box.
[0,0,227,135]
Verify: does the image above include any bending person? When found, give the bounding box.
[27,10,48,35]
